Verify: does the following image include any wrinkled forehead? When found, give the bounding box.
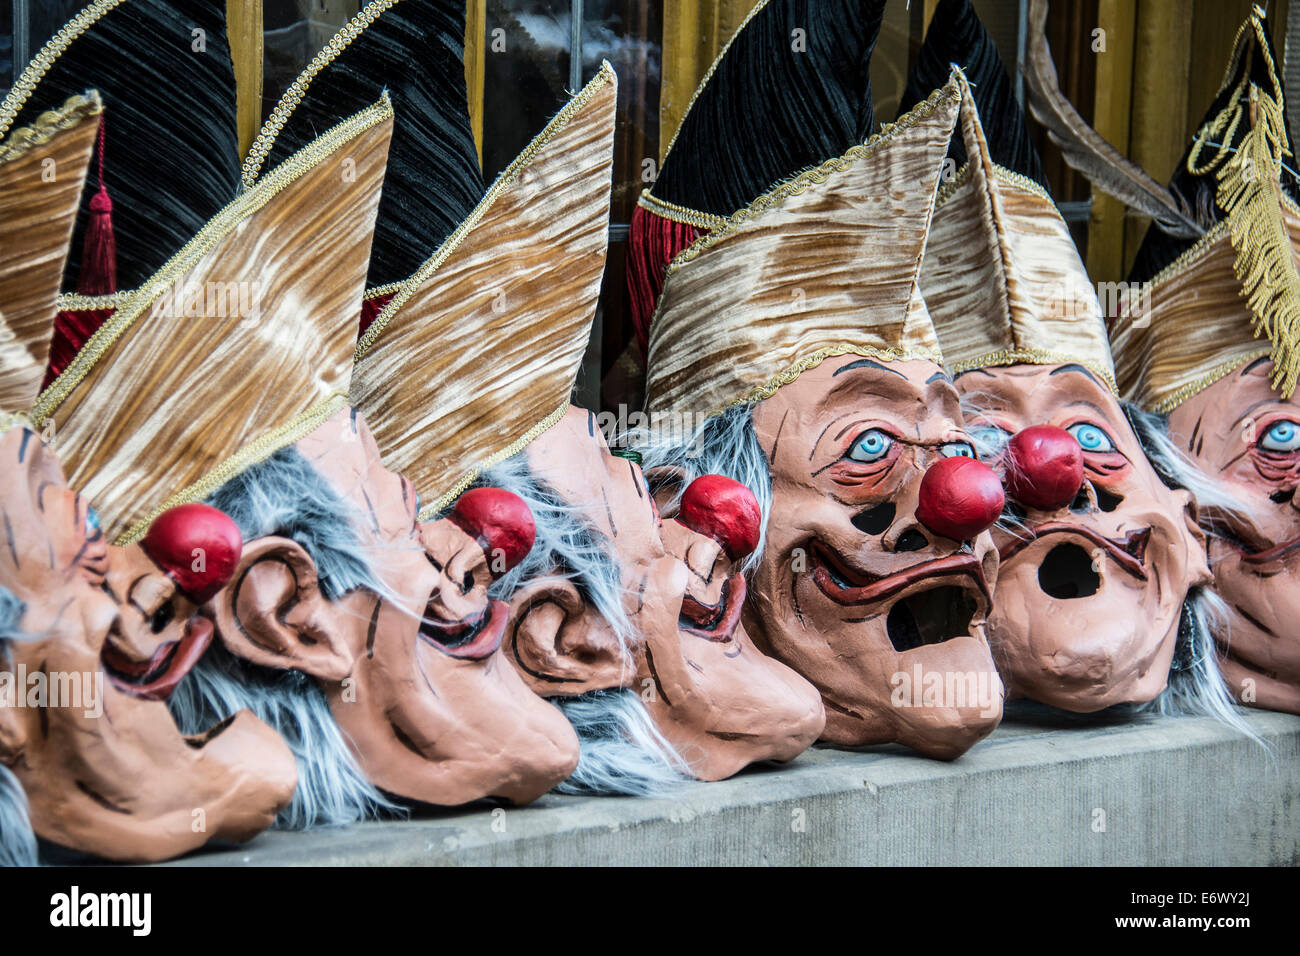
[760,356,961,425]
[0,426,86,581]
[526,407,657,542]
[294,406,416,537]
[955,363,1120,424]
[1185,357,1300,430]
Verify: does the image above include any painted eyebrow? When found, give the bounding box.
[1064,399,1110,418]
[953,367,993,380]
[833,359,906,379]
[1049,363,1104,389]
[925,371,950,385]
[1241,356,1271,376]
[1231,398,1284,431]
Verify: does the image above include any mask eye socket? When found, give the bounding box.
[967,426,1010,459]
[85,506,101,536]
[939,441,977,459]
[1067,422,1115,454]
[848,428,893,463]
[1259,420,1300,452]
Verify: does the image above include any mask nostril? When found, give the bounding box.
[1270,487,1296,504]
[894,529,929,553]
[851,501,896,535]
[1067,487,1091,514]
[1096,488,1124,513]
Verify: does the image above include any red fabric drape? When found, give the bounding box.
[626,203,699,356]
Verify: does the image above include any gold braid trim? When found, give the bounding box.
[1189,7,1300,398]
[0,413,34,435]
[0,92,101,162]
[0,0,122,140]
[636,190,728,231]
[721,344,944,415]
[421,400,571,519]
[1152,349,1271,414]
[32,96,395,424]
[114,393,350,545]
[948,349,1118,394]
[659,0,773,161]
[56,290,130,312]
[364,279,406,300]
[241,0,399,185]
[665,80,964,274]
[356,62,616,360]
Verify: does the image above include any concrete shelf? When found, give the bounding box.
[166,707,1300,866]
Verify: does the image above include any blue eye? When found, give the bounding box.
[967,426,1010,458]
[1260,420,1300,452]
[939,441,977,459]
[85,507,100,535]
[849,429,893,463]
[1067,423,1115,453]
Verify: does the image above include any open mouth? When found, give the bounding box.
[417,599,507,660]
[101,615,214,701]
[999,522,1150,584]
[678,573,746,641]
[809,541,990,651]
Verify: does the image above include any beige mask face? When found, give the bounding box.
[747,357,1002,759]
[0,426,297,862]
[957,363,1209,711]
[1168,358,1300,714]
[210,409,579,806]
[506,407,824,780]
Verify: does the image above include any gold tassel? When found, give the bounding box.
[1209,13,1300,398]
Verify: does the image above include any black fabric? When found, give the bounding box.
[262,0,482,289]
[9,0,239,292]
[652,0,884,217]
[1128,17,1300,284]
[897,0,1047,191]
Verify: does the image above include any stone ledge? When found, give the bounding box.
[164,708,1300,866]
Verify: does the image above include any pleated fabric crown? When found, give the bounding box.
[20,0,394,543]
[634,0,957,422]
[243,0,616,518]
[0,93,100,422]
[1113,5,1300,411]
[904,0,1116,391]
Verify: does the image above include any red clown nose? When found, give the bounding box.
[916,456,1004,542]
[676,475,761,561]
[448,488,536,577]
[1004,425,1085,510]
[140,503,243,604]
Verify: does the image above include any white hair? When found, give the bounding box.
[553,689,689,796]
[169,447,405,828]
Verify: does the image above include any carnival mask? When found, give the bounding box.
[506,407,825,780]
[957,363,1210,711]
[0,427,297,862]
[745,357,1005,759]
[207,408,579,805]
[1168,358,1300,714]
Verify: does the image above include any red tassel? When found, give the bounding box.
[77,117,116,296]
[627,204,699,356]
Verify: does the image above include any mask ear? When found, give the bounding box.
[505,575,631,695]
[209,536,355,682]
[1174,489,1213,587]
[644,464,689,517]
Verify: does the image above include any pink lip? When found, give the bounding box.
[417,600,507,660]
[679,573,747,641]
[1240,533,1300,565]
[102,615,214,701]
[998,522,1150,581]
[810,541,991,609]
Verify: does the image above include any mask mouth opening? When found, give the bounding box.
[417,600,506,660]
[678,573,746,641]
[885,585,979,652]
[102,614,213,702]
[1037,542,1102,599]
